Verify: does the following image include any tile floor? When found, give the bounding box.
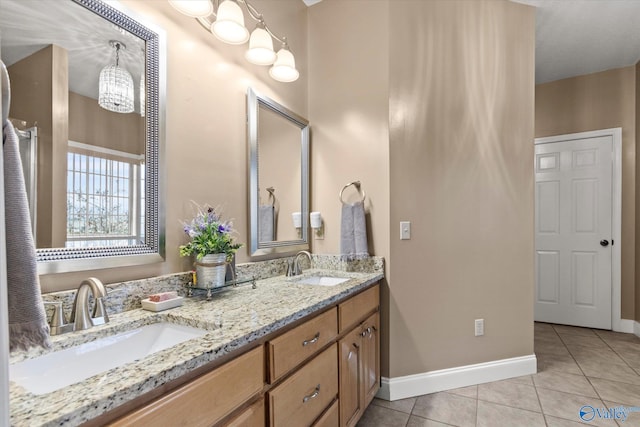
[357,322,640,426]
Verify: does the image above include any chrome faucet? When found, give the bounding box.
[287,250,313,277]
[70,278,109,331]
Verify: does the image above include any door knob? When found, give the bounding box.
[600,240,609,247]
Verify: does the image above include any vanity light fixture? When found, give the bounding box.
[310,211,324,239]
[98,40,134,114]
[169,0,299,82]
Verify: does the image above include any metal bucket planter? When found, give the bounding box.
[195,253,227,289]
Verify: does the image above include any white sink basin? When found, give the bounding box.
[10,322,207,395]
[297,276,350,286]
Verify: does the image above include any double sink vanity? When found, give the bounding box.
[9,257,383,426]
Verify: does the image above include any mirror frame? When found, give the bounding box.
[35,0,166,274]
[247,87,309,257]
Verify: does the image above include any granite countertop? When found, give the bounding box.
[9,268,383,427]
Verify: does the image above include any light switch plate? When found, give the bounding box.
[400,221,411,240]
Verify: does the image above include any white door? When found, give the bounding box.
[535,135,612,329]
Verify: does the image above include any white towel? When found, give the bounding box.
[259,205,275,242]
[340,201,369,259]
[3,120,50,351]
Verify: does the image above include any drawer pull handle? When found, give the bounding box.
[360,330,367,337]
[302,332,320,347]
[303,385,321,403]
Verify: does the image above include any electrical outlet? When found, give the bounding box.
[475,319,484,337]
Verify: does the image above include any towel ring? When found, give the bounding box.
[339,181,366,204]
[266,187,276,207]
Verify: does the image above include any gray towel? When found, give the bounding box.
[259,205,275,242]
[3,120,50,351]
[340,201,369,259]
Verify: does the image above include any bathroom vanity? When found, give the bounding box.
[9,260,382,427]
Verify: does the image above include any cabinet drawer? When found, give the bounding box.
[268,308,337,382]
[338,285,379,332]
[313,399,339,427]
[269,344,338,427]
[225,398,265,427]
[111,346,264,427]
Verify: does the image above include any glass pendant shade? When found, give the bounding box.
[212,0,249,45]
[269,47,299,82]
[168,0,213,18]
[245,25,276,65]
[98,42,134,114]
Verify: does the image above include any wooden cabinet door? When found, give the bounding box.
[338,327,362,427]
[362,312,380,408]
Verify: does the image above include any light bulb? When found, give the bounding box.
[211,0,249,45]
[168,0,213,18]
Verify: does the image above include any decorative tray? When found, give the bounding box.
[185,276,257,300]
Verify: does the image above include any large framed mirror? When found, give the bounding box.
[0,0,165,273]
[247,88,309,257]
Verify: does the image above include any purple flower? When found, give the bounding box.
[218,223,230,233]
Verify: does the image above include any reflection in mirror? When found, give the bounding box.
[0,0,165,273]
[248,87,309,257]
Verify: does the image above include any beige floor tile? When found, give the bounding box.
[371,396,416,414]
[553,325,598,337]
[603,339,640,353]
[589,378,640,406]
[537,388,608,426]
[535,322,556,332]
[566,344,627,366]
[533,371,598,397]
[406,415,452,427]
[594,329,640,345]
[615,349,640,369]
[445,385,477,399]
[545,415,601,426]
[604,401,640,426]
[412,392,476,427]
[578,359,640,385]
[536,352,583,375]
[356,404,410,427]
[476,400,545,427]
[477,380,541,412]
[536,340,572,356]
[559,334,610,349]
[506,375,534,386]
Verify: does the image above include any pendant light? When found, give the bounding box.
[212,0,249,45]
[168,0,213,18]
[98,41,134,114]
[269,40,299,83]
[169,0,300,83]
[245,20,276,65]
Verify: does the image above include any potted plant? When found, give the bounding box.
[180,204,242,289]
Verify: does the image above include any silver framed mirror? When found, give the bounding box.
[0,0,166,274]
[247,87,309,257]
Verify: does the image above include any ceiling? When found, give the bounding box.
[512,0,640,83]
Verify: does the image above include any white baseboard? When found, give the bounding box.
[634,321,640,338]
[614,318,634,334]
[377,354,537,401]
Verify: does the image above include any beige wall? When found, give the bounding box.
[308,0,390,373]
[8,45,68,249]
[388,0,535,376]
[636,62,640,321]
[69,91,144,155]
[536,66,637,320]
[39,0,308,292]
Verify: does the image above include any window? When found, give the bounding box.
[66,141,144,248]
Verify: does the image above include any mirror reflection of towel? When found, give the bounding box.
[340,201,369,259]
[3,120,50,351]
[259,205,275,242]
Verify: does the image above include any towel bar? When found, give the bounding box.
[339,181,366,204]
